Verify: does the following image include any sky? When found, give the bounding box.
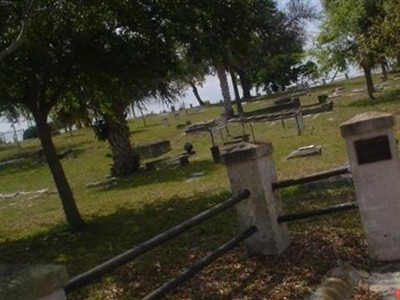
[1,0,325,137]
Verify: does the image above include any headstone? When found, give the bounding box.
[161,118,169,127]
[210,146,220,163]
[340,112,400,261]
[134,140,171,159]
[179,155,190,167]
[318,94,328,104]
[286,145,322,159]
[221,143,290,255]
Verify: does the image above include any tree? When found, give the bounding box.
[1,106,22,149]
[1,0,184,227]
[228,0,316,95]
[51,95,91,135]
[0,0,33,61]
[172,1,258,118]
[0,1,93,229]
[82,1,182,177]
[178,58,210,107]
[364,0,400,68]
[317,0,390,100]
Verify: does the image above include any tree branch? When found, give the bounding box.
[0,20,28,61]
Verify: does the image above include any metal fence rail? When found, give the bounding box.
[144,225,257,300]
[277,202,358,223]
[64,189,251,293]
[272,166,350,190]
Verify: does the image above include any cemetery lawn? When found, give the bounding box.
[1,74,399,299]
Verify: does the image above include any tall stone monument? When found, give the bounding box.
[340,112,400,261]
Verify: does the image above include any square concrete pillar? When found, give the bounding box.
[340,112,400,261]
[0,264,68,300]
[221,142,290,255]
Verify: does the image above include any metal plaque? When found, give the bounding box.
[354,135,392,165]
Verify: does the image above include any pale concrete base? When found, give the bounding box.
[222,143,290,256]
[39,289,67,300]
[367,271,400,300]
[309,264,360,300]
[340,112,400,261]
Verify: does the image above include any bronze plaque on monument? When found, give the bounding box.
[354,135,392,165]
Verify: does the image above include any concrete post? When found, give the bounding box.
[0,265,68,300]
[221,142,290,255]
[340,112,400,261]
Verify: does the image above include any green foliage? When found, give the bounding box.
[363,0,400,60]
[92,119,108,141]
[316,0,397,71]
[229,0,315,91]
[22,126,39,140]
[1,74,399,299]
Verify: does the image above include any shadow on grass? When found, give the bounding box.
[0,184,376,299]
[278,180,357,222]
[130,129,148,135]
[345,88,400,107]
[95,159,219,191]
[0,148,87,176]
[0,189,238,299]
[0,157,45,175]
[61,132,86,139]
[134,123,161,130]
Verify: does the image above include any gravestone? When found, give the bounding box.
[221,143,290,255]
[340,112,400,261]
[134,140,171,159]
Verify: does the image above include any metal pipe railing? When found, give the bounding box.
[277,202,358,223]
[272,166,350,190]
[143,225,257,300]
[64,189,250,293]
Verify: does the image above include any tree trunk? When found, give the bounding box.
[129,103,136,119]
[362,64,375,100]
[229,69,243,114]
[381,62,388,81]
[397,52,400,68]
[33,108,85,230]
[68,125,73,136]
[330,69,339,83]
[10,121,22,149]
[104,106,139,177]
[138,104,147,127]
[215,63,234,119]
[237,69,251,100]
[189,81,205,106]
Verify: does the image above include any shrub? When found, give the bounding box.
[23,126,39,140]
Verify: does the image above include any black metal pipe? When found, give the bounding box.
[143,225,257,300]
[272,166,350,190]
[277,202,358,223]
[64,189,250,293]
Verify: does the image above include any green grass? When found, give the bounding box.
[1,73,399,299]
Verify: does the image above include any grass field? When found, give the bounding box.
[1,73,399,299]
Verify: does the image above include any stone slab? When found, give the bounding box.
[310,264,360,300]
[366,265,400,300]
[0,265,68,300]
[134,140,171,159]
[340,112,394,137]
[221,142,273,165]
[286,145,322,159]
